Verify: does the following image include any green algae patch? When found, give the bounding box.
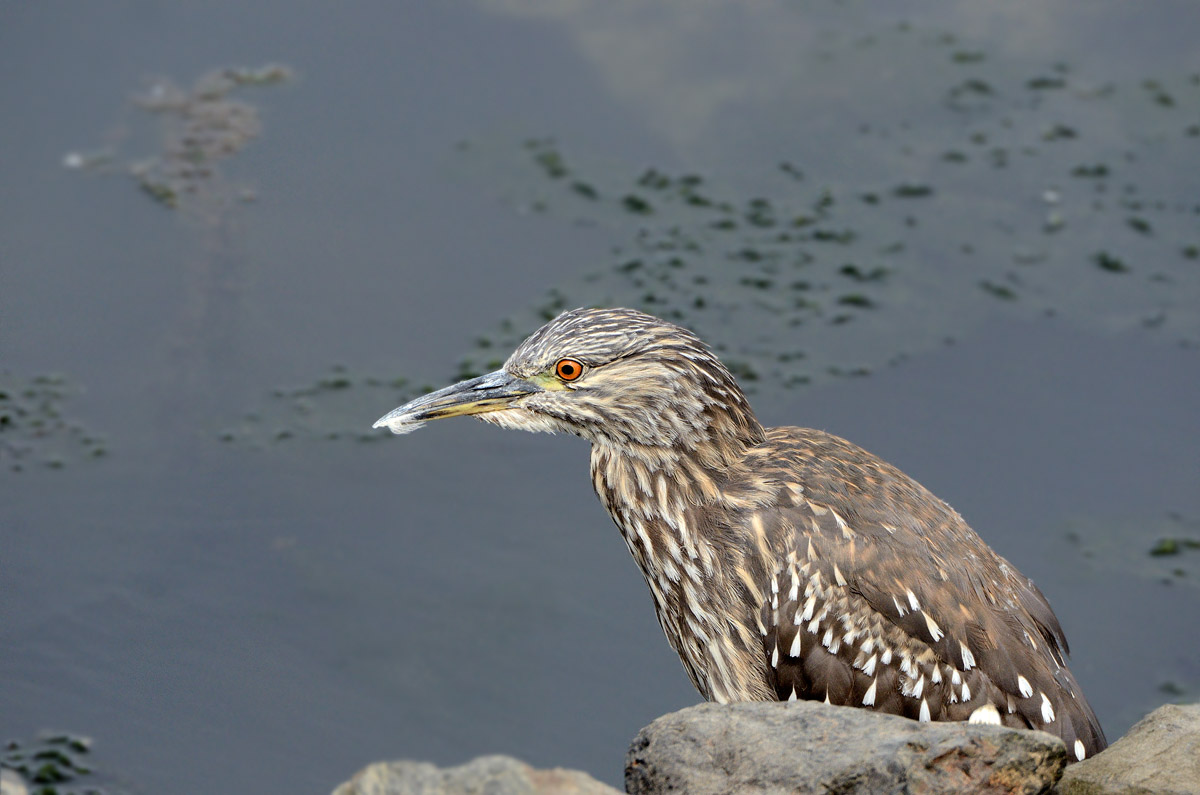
[0,373,107,473]
[1065,513,1200,588]
[2,732,129,795]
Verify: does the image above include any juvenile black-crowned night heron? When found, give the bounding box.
[374,307,1106,761]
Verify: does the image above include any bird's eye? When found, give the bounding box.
[555,358,584,381]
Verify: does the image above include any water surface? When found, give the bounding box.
[2,2,1198,792]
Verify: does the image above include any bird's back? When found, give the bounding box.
[743,427,1106,760]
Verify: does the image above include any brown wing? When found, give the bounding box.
[751,427,1106,761]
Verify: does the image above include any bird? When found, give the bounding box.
[373,306,1106,762]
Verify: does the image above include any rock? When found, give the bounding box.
[0,769,29,795]
[331,754,621,795]
[626,701,1067,794]
[1056,702,1200,795]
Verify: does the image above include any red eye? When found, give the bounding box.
[555,358,584,381]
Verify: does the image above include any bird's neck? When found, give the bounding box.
[587,432,776,703]
[590,440,718,515]
[587,404,766,510]
[585,407,771,587]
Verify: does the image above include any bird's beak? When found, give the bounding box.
[372,369,543,435]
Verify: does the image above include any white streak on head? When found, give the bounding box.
[924,612,944,642]
[798,596,817,624]
[833,509,854,540]
[655,474,670,512]
[708,640,735,694]
[1041,693,1056,723]
[661,556,681,583]
[863,679,877,706]
[969,704,1002,725]
[633,521,653,558]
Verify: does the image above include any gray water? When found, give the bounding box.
[2,2,1199,792]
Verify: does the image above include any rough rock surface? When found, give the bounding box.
[625,701,1067,794]
[1056,702,1200,795]
[331,754,621,795]
[0,769,29,795]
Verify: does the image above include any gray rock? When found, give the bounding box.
[1057,702,1200,795]
[0,769,29,795]
[331,754,621,795]
[626,701,1067,794]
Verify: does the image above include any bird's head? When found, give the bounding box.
[374,308,764,466]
